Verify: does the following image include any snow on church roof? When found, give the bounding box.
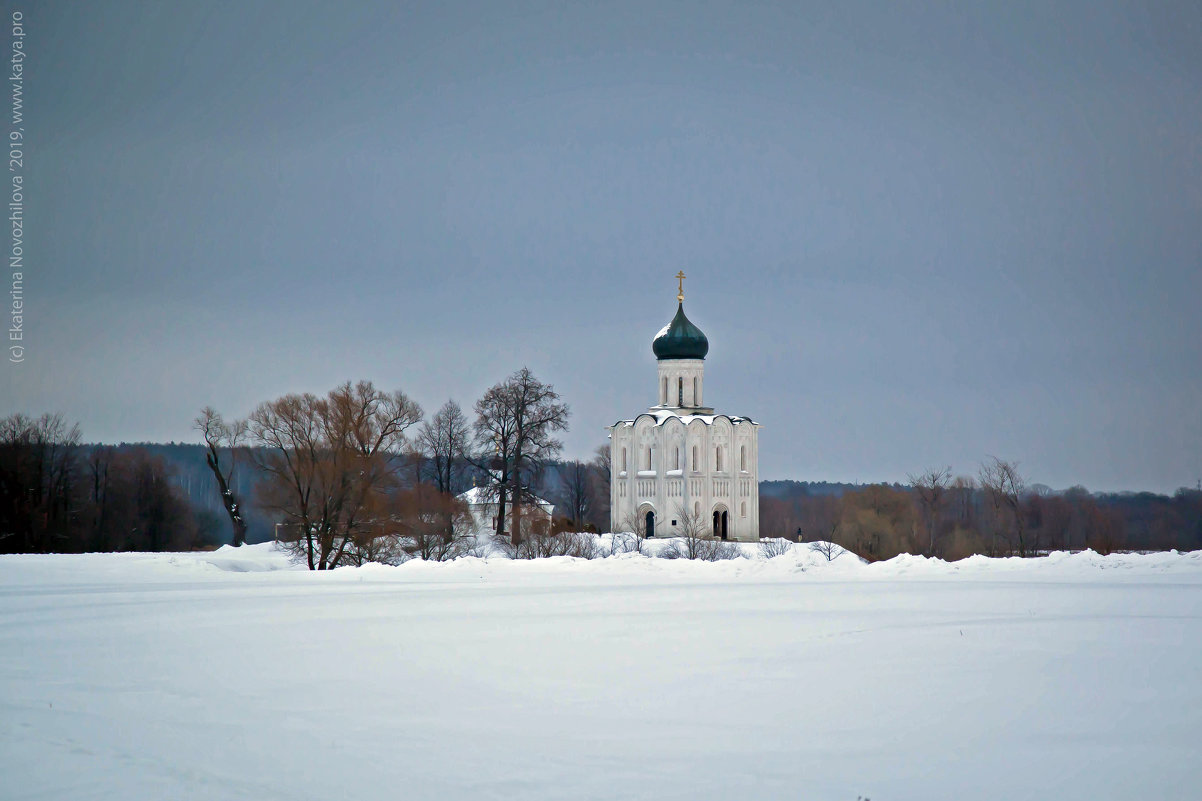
[609,409,759,429]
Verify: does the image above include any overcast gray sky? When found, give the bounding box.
[11,1,1202,492]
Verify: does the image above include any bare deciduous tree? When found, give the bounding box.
[908,466,951,557]
[665,504,742,561]
[0,412,82,553]
[248,381,422,570]
[979,456,1027,557]
[418,400,471,496]
[589,444,611,533]
[675,503,710,560]
[809,539,846,561]
[617,510,650,555]
[417,399,472,542]
[86,445,114,547]
[106,448,201,552]
[473,368,569,545]
[472,388,517,541]
[558,460,591,531]
[194,406,249,547]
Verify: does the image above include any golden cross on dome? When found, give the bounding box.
[675,270,686,302]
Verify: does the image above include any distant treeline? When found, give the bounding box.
[760,473,1202,559]
[3,411,1200,560]
[0,415,218,553]
[0,385,604,558]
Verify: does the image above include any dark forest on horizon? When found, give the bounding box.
[5,422,1200,562]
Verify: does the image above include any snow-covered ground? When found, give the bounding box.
[2,542,1200,800]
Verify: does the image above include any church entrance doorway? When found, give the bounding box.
[645,510,655,538]
[712,507,729,540]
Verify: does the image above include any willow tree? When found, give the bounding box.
[248,381,422,570]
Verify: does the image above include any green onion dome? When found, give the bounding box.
[652,303,709,360]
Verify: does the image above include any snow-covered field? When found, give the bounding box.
[2,542,1200,801]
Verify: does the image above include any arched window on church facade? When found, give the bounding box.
[621,447,627,472]
[740,445,747,472]
[677,377,684,406]
[693,377,698,406]
[645,446,652,471]
[716,447,723,472]
[673,446,680,470]
[691,445,698,472]
[741,501,747,517]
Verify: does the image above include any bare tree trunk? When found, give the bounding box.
[194,407,249,547]
[204,444,247,546]
[494,483,508,539]
[509,451,523,546]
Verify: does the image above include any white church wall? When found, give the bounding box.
[655,358,705,408]
[609,414,759,542]
[608,296,760,542]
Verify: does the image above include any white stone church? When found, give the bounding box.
[608,277,761,541]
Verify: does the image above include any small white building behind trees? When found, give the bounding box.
[458,486,555,538]
[607,274,761,541]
